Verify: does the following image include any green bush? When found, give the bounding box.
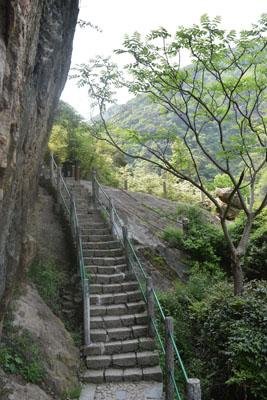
[163,204,227,270]
[158,277,267,400]
[0,329,45,384]
[230,209,267,280]
[162,226,183,248]
[191,280,267,400]
[28,261,66,312]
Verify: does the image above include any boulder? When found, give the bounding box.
[216,187,243,209]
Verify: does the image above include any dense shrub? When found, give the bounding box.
[163,204,266,280]
[163,204,227,270]
[158,278,267,400]
[230,209,267,280]
[191,280,267,400]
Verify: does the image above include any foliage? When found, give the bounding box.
[28,260,67,313]
[49,101,123,186]
[163,204,227,273]
[191,280,267,399]
[0,326,45,384]
[74,15,267,294]
[159,277,267,400]
[118,160,201,202]
[230,209,267,279]
[62,386,81,400]
[213,173,233,188]
[162,226,183,248]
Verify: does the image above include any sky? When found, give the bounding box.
[61,0,267,119]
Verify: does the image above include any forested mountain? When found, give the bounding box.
[106,95,180,135]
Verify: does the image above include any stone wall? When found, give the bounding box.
[0,0,79,326]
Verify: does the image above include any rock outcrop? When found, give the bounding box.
[0,0,79,327]
[12,284,80,396]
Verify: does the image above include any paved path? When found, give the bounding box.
[80,382,164,400]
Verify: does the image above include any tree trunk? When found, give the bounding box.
[231,252,244,295]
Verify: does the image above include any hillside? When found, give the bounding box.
[81,179,196,287]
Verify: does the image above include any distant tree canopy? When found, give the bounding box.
[73,15,267,295]
[48,101,124,185]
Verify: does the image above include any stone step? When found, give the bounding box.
[80,227,110,235]
[90,325,148,342]
[90,311,147,329]
[82,240,121,250]
[90,301,146,317]
[89,272,134,285]
[90,281,139,295]
[90,290,143,305]
[83,337,155,356]
[85,264,127,275]
[84,256,126,267]
[83,248,124,258]
[81,234,114,242]
[79,222,108,230]
[86,350,159,370]
[81,365,162,383]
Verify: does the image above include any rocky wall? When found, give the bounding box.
[0,0,79,327]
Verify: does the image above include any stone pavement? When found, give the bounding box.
[80,382,164,400]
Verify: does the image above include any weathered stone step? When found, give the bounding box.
[80,227,110,235]
[90,290,143,305]
[82,240,121,250]
[90,281,139,295]
[81,365,162,383]
[79,222,108,229]
[86,350,159,370]
[83,248,124,258]
[85,264,127,275]
[83,337,155,356]
[85,256,126,267]
[89,272,134,285]
[90,301,146,317]
[81,234,114,242]
[90,311,147,329]
[90,325,148,342]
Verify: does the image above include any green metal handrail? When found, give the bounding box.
[50,153,90,346]
[92,172,195,400]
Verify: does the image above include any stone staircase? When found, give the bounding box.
[67,181,162,384]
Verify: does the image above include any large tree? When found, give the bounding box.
[73,15,267,295]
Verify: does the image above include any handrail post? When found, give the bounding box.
[56,167,61,202]
[165,316,174,400]
[163,180,167,198]
[186,379,201,400]
[146,276,155,337]
[83,278,91,346]
[92,170,98,208]
[109,198,115,235]
[76,226,81,272]
[122,225,130,269]
[50,152,54,186]
[70,192,74,236]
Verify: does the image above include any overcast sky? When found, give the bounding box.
[61,0,266,118]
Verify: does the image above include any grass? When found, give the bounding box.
[28,260,67,313]
[62,386,82,400]
[28,259,83,348]
[0,314,45,384]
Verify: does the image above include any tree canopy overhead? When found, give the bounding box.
[73,15,267,295]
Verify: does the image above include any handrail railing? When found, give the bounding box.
[92,171,201,400]
[50,153,90,346]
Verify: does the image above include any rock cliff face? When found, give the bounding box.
[0,0,79,326]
